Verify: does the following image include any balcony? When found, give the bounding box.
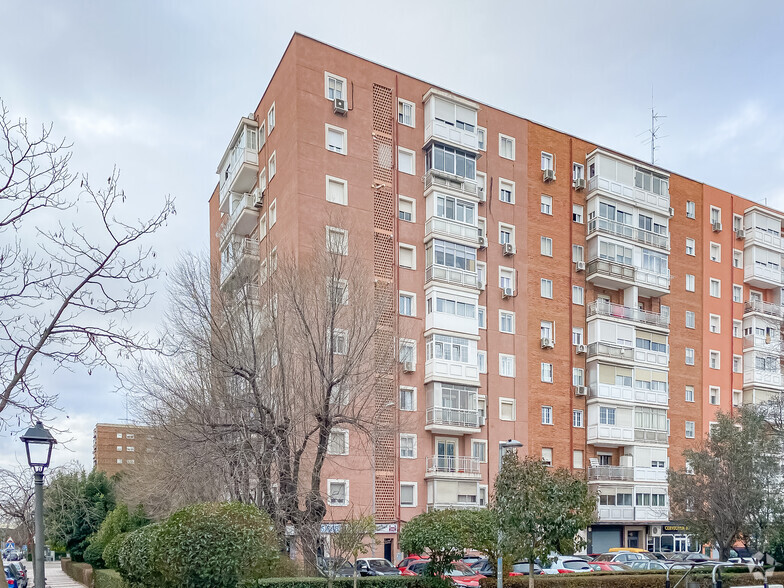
[587,217,669,251]
[587,342,635,363]
[425,406,481,435]
[235,282,260,305]
[588,466,633,481]
[425,217,481,247]
[218,122,259,211]
[427,502,482,512]
[425,455,481,479]
[425,358,480,386]
[425,264,479,289]
[425,119,479,153]
[744,299,784,319]
[743,334,781,352]
[587,175,670,216]
[586,259,670,295]
[744,227,784,253]
[744,262,784,289]
[588,384,668,407]
[218,192,260,246]
[587,423,634,446]
[634,429,668,444]
[424,169,478,200]
[743,366,783,389]
[634,466,668,482]
[587,300,670,329]
[220,237,259,286]
[596,506,668,523]
[635,268,671,296]
[633,347,669,368]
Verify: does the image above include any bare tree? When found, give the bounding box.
[0,462,37,547]
[0,100,175,423]
[132,228,393,565]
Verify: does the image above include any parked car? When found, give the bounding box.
[628,560,670,571]
[397,555,423,570]
[316,557,355,578]
[4,566,18,588]
[666,552,714,564]
[588,561,633,572]
[461,555,485,567]
[540,556,592,574]
[355,558,401,576]
[508,561,544,576]
[593,551,657,564]
[401,559,485,587]
[4,563,25,588]
[469,558,496,578]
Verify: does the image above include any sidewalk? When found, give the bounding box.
[28,561,86,587]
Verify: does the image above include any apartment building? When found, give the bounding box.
[209,33,784,559]
[93,423,155,477]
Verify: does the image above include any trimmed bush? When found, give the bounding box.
[117,523,164,588]
[156,502,279,588]
[102,532,129,570]
[239,578,428,588]
[95,568,129,588]
[84,539,107,569]
[61,557,94,585]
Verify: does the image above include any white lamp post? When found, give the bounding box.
[497,439,522,588]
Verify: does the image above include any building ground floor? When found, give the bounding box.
[588,522,693,554]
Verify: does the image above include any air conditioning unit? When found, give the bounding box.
[736,228,746,239]
[502,242,516,256]
[573,178,586,190]
[712,221,723,232]
[478,414,486,426]
[668,207,675,218]
[477,280,485,291]
[333,98,347,115]
[253,190,264,208]
[575,344,587,354]
[573,386,587,397]
[575,261,586,272]
[402,361,415,373]
[502,287,514,299]
[543,169,555,182]
[477,187,486,202]
[650,525,662,537]
[540,337,554,349]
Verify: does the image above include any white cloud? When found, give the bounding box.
[695,101,765,155]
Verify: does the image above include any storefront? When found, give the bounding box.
[647,523,692,553]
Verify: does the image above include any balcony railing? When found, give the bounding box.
[744,263,784,287]
[587,217,669,250]
[425,455,481,477]
[744,366,784,388]
[588,466,633,481]
[597,506,669,523]
[587,342,635,361]
[744,227,784,252]
[634,429,668,444]
[635,267,671,291]
[586,258,635,282]
[744,299,783,318]
[588,384,669,407]
[425,217,481,244]
[425,264,479,289]
[743,334,781,350]
[587,300,670,328]
[218,192,259,245]
[235,283,260,304]
[424,169,478,198]
[427,502,482,512]
[426,407,480,429]
[220,237,259,284]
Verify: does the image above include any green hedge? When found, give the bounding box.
[60,557,94,585]
[477,570,784,588]
[94,568,130,588]
[239,577,430,588]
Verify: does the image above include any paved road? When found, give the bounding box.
[28,561,86,587]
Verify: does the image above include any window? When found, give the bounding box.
[399,244,415,269]
[437,193,476,224]
[267,200,277,229]
[477,126,486,151]
[599,407,616,425]
[399,292,415,316]
[540,320,553,341]
[541,195,552,215]
[541,448,553,467]
[398,196,415,222]
[399,387,416,411]
[573,409,584,428]
[126,446,134,452]
[686,201,695,219]
[397,99,415,127]
[572,204,584,223]
[116,433,122,439]
[685,386,694,402]
[709,350,720,369]
[499,311,515,334]
[328,429,349,455]
[685,311,695,329]
[331,329,348,355]
[573,450,584,470]
[541,405,553,425]
[541,236,553,256]
[499,397,515,420]
[733,355,742,373]
[472,440,487,463]
[685,274,695,292]
[572,286,584,305]
[258,122,266,147]
[269,151,277,179]
[326,226,348,255]
[270,247,278,273]
[325,72,345,100]
[733,249,742,268]
[326,176,347,205]
[399,434,417,458]
[733,284,743,303]
[541,151,554,171]
[710,206,721,225]
[477,350,487,373]
[710,279,721,298]
[399,339,416,364]
[476,172,486,200]
[733,214,743,232]
[573,368,584,386]
[572,244,584,262]
[686,348,695,365]
[126,433,134,439]
[686,238,695,256]
[733,320,742,338]
[540,279,553,299]
[573,163,584,181]
[327,480,348,506]
[499,267,515,290]
[398,147,415,175]
[500,224,515,245]
[499,134,515,159]
[685,421,695,438]
[116,446,122,451]
[541,363,553,383]
[325,124,347,154]
[477,306,486,329]
[733,389,742,407]
[499,355,515,378]
[126,459,134,465]
[709,314,720,333]
[400,483,417,507]
[499,179,514,203]
[710,242,721,262]
[117,458,122,464]
[426,144,476,179]
[267,103,276,133]
[709,386,720,405]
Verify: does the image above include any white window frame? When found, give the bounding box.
[326,175,348,205]
[399,291,416,317]
[685,310,695,329]
[572,409,584,428]
[686,238,695,256]
[499,222,515,245]
[397,98,415,127]
[327,479,349,506]
[499,310,515,334]
[399,433,417,459]
[709,386,720,405]
[398,243,416,269]
[540,278,553,299]
[733,284,743,303]
[541,194,553,215]
[499,354,515,378]
[399,387,416,412]
[471,439,488,463]
[733,355,742,373]
[685,347,695,365]
[572,285,584,305]
[573,449,584,470]
[477,306,486,329]
[399,338,416,365]
[572,204,584,224]
[477,126,487,151]
[327,428,349,456]
[499,178,515,204]
[573,368,584,386]
[572,162,584,181]
[685,421,695,439]
[499,133,515,160]
[269,151,277,179]
[499,267,515,291]
[710,242,721,262]
[709,350,720,370]
[541,447,553,467]
[685,386,695,402]
[267,103,276,133]
[541,362,554,383]
[398,195,416,222]
[326,226,349,255]
[709,313,721,333]
[733,249,742,268]
[710,206,721,225]
[541,151,555,172]
[541,405,553,425]
[397,147,416,175]
[269,199,277,227]
[499,397,516,420]
[710,278,721,298]
[325,72,347,100]
[686,200,695,219]
[685,274,695,292]
[400,482,418,507]
[477,349,487,374]
[540,236,553,257]
[325,123,348,155]
[733,319,742,338]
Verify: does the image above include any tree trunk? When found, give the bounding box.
[528,560,535,588]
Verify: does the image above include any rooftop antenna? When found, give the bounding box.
[640,88,667,165]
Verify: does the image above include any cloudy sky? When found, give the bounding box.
[1,0,783,470]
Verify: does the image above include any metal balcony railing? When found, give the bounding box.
[587,217,669,250]
[587,342,635,361]
[588,466,634,481]
[425,455,481,476]
[587,300,670,328]
[586,258,635,282]
[744,299,783,318]
[426,407,480,428]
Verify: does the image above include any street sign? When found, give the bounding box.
[5,537,14,551]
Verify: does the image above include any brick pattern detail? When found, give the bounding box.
[371,83,396,523]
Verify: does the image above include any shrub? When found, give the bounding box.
[94,568,129,588]
[155,502,279,588]
[61,557,94,585]
[103,532,129,570]
[239,578,428,588]
[476,570,784,588]
[84,538,107,569]
[117,523,164,588]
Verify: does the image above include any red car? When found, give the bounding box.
[400,559,486,587]
[397,555,423,570]
[588,561,632,572]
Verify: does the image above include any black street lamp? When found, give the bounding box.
[21,421,57,588]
